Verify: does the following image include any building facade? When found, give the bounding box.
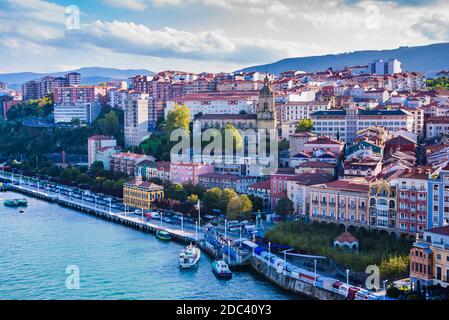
[123,180,164,211]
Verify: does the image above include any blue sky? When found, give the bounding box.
[0,0,448,74]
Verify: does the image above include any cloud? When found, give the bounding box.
[3,0,66,24]
[103,0,149,10]
[55,20,320,63]
[411,14,449,41]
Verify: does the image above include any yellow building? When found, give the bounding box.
[123,180,164,210]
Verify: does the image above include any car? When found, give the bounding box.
[150,212,161,219]
[163,217,171,223]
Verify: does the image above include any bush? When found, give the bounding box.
[407,294,419,300]
[386,286,401,299]
[264,221,412,276]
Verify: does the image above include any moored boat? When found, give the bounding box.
[3,198,28,207]
[156,230,172,241]
[179,244,201,268]
[212,260,232,280]
[17,199,28,206]
[3,199,20,207]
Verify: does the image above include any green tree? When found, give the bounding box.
[97,111,119,136]
[166,183,188,201]
[226,195,253,220]
[203,188,222,213]
[166,104,190,133]
[275,197,294,217]
[220,188,238,212]
[187,194,200,204]
[223,123,243,152]
[248,195,265,212]
[295,119,313,133]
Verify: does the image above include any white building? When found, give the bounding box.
[54,102,101,124]
[165,94,258,120]
[310,108,414,142]
[369,59,402,75]
[87,135,120,170]
[124,94,150,148]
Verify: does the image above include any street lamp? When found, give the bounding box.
[383,280,388,300]
[124,203,127,217]
[314,259,317,275]
[224,219,227,239]
[195,221,198,240]
[109,198,112,214]
[181,214,184,236]
[268,242,271,256]
[346,269,350,285]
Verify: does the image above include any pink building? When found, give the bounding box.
[55,86,105,104]
[87,135,118,169]
[170,162,214,186]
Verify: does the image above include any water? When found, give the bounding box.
[0,192,297,300]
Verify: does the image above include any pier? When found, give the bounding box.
[0,174,198,245]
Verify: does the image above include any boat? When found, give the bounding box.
[179,244,201,268]
[17,199,28,206]
[156,230,172,241]
[3,199,28,207]
[212,260,232,280]
[4,199,19,207]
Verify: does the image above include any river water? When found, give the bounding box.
[0,192,297,300]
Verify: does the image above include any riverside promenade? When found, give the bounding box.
[0,171,201,244]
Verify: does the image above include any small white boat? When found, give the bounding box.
[212,260,232,279]
[179,244,201,269]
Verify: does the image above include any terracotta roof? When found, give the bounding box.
[336,232,358,243]
[125,181,164,190]
[197,114,257,120]
[426,225,449,236]
[321,180,370,193]
[298,161,336,168]
[304,136,343,146]
[287,172,334,185]
[249,180,270,190]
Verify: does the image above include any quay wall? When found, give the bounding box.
[249,255,345,300]
[2,183,194,246]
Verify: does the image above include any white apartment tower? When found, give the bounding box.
[370,59,402,75]
[124,94,150,148]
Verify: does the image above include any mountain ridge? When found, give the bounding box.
[0,67,154,89]
[237,42,449,77]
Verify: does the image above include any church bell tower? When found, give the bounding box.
[256,75,276,131]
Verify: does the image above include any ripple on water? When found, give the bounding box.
[0,192,297,300]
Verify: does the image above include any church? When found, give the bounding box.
[197,76,277,131]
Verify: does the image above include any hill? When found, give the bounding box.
[0,67,154,89]
[237,42,449,77]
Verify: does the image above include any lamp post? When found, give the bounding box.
[124,203,127,217]
[181,214,184,236]
[314,259,317,275]
[383,280,388,300]
[109,198,112,214]
[346,269,350,285]
[195,221,199,240]
[224,219,227,239]
[268,242,271,256]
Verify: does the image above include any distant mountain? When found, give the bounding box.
[237,42,449,77]
[0,67,154,90]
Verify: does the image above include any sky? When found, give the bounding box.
[0,0,448,74]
